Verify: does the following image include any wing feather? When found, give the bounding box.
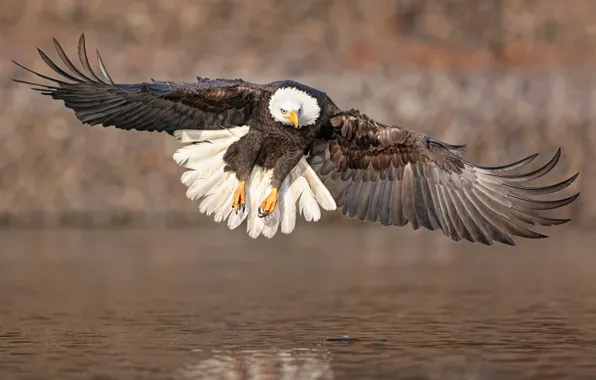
[309,109,579,246]
[77,34,111,84]
[12,34,270,134]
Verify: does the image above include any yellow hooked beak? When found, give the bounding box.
[284,110,299,128]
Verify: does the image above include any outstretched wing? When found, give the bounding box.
[12,34,269,134]
[309,109,579,246]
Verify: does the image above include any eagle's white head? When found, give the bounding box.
[268,87,321,129]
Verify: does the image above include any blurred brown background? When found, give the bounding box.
[2,3,596,378]
[0,0,592,228]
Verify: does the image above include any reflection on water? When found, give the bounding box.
[0,226,595,379]
[180,348,333,380]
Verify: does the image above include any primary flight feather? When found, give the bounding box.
[12,34,580,245]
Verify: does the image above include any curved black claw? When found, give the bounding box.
[231,202,246,215]
[258,188,278,218]
[231,181,246,215]
[258,207,270,218]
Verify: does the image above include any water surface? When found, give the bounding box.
[0,226,595,379]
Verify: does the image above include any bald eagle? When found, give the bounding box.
[13,34,579,245]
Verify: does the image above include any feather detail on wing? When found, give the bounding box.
[12,34,268,134]
[309,109,580,246]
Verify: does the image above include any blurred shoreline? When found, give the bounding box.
[0,0,592,227]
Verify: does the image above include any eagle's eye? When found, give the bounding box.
[280,109,288,115]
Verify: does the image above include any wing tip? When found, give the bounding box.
[14,33,117,88]
[562,192,581,207]
[554,218,572,226]
[474,152,539,172]
[501,237,516,246]
[78,33,86,47]
[490,146,563,182]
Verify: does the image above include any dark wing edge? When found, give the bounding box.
[12,33,266,134]
[308,109,580,246]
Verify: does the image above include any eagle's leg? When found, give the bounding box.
[257,149,303,218]
[231,181,246,214]
[224,132,262,215]
[258,188,278,218]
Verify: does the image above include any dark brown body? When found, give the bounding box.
[222,81,337,188]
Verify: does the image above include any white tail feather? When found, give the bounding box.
[279,176,296,234]
[173,126,337,238]
[186,165,226,201]
[300,161,337,211]
[296,179,321,222]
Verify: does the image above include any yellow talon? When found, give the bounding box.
[258,188,278,218]
[231,181,246,214]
